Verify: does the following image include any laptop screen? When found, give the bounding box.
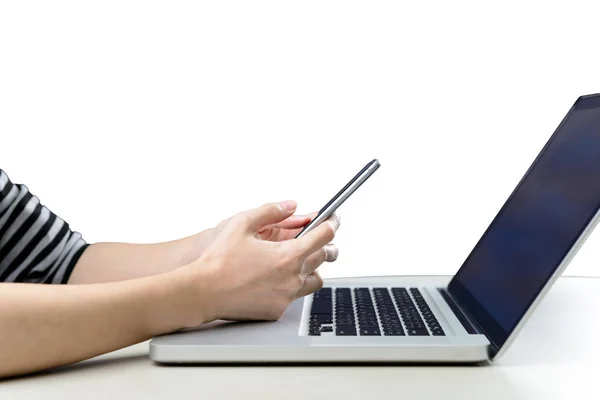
[448,94,600,353]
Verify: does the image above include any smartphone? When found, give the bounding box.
[295,159,381,238]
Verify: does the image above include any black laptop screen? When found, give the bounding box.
[448,95,600,352]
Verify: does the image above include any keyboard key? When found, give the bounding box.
[312,313,333,324]
[360,327,381,336]
[407,328,429,336]
[311,299,332,314]
[309,325,321,335]
[320,325,333,333]
[316,287,332,296]
[384,327,405,336]
[336,324,357,336]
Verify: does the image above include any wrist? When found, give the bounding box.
[177,228,216,266]
[141,259,218,336]
[136,273,191,336]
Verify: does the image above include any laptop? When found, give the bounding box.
[150,93,600,364]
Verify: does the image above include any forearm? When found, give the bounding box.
[67,229,214,284]
[0,274,185,378]
[0,168,208,286]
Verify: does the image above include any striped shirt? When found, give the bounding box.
[0,169,88,284]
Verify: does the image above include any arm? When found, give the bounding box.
[0,169,209,376]
[0,201,338,379]
[0,272,188,378]
[0,169,311,285]
[66,231,214,284]
[0,168,217,285]
[67,212,311,284]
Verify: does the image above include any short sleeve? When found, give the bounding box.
[0,169,89,284]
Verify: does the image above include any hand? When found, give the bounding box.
[184,210,315,263]
[169,200,340,327]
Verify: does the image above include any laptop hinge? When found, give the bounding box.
[439,288,501,357]
[438,288,483,335]
[439,288,501,356]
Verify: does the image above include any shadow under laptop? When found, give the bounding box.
[148,358,528,399]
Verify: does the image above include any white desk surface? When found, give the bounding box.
[2,276,599,399]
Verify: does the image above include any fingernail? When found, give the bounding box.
[328,215,340,232]
[326,244,339,261]
[280,200,297,211]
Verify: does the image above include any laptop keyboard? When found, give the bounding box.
[308,287,445,337]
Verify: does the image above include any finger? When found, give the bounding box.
[244,200,297,232]
[279,211,320,236]
[292,213,340,258]
[302,244,339,275]
[269,215,311,230]
[257,211,318,234]
[296,271,324,298]
[305,211,318,221]
[273,211,318,229]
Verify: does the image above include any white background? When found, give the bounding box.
[1,1,600,278]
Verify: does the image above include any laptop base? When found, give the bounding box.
[150,276,491,364]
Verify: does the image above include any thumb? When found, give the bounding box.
[246,200,297,232]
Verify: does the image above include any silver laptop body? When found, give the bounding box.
[150,93,600,364]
